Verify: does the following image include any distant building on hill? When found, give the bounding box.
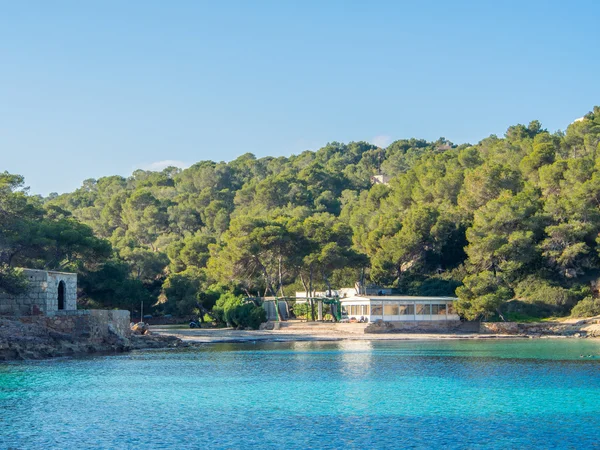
[370,174,390,185]
[0,269,77,316]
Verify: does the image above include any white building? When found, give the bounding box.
[341,295,459,322]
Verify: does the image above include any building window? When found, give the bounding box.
[447,303,456,314]
[416,304,430,315]
[399,304,415,315]
[384,303,399,315]
[432,304,447,315]
[371,303,382,315]
[362,305,370,315]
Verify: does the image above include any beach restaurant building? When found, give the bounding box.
[340,295,459,323]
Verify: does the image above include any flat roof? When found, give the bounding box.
[19,268,77,276]
[342,295,457,301]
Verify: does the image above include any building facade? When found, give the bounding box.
[0,269,77,316]
[341,295,459,322]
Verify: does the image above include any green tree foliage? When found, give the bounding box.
[78,260,151,311]
[455,272,513,320]
[4,105,593,321]
[0,265,28,295]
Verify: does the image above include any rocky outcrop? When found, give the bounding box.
[0,314,186,361]
[0,317,130,360]
[480,318,600,337]
[129,333,187,350]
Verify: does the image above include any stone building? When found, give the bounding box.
[370,174,390,185]
[0,269,77,316]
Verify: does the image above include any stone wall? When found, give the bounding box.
[365,320,463,333]
[89,310,131,341]
[0,269,77,316]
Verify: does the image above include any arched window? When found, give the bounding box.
[58,281,66,310]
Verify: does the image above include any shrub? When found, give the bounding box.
[513,276,588,312]
[570,297,600,318]
[500,299,558,320]
[213,293,266,329]
[292,302,310,320]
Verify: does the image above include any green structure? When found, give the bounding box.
[248,296,342,322]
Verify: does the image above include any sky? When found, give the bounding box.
[1,0,599,195]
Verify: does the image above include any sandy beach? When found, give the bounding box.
[151,321,529,344]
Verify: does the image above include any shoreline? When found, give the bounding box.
[150,325,596,345]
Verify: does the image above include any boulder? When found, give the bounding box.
[131,322,149,335]
[259,321,275,330]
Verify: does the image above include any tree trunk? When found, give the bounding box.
[195,302,219,323]
[309,266,315,321]
[278,255,285,297]
[322,270,332,297]
[254,255,282,321]
[330,302,339,323]
[496,308,507,322]
[321,271,338,322]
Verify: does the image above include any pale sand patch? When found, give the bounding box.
[151,323,520,344]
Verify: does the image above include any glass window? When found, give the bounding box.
[432,304,447,315]
[398,304,415,315]
[363,305,370,315]
[416,304,430,315]
[447,303,456,314]
[371,303,382,315]
[384,303,399,315]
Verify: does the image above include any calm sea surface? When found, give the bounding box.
[1,339,599,449]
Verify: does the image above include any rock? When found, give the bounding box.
[260,321,275,330]
[129,334,187,350]
[131,322,149,335]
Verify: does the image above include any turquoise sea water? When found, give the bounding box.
[1,339,600,449]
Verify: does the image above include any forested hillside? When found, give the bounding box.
[4,107,600,321]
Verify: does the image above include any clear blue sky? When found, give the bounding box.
[1,0,599,195]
